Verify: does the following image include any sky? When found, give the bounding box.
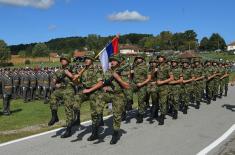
[0,0,234,45]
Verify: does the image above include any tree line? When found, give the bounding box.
[0,30,228,63]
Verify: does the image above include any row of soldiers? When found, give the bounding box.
[46,52,232,145]
[0,68,59,115]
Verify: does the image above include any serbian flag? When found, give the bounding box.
[99,37,119,73]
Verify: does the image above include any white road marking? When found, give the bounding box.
[197,124,235,155]
[0,115,112,148]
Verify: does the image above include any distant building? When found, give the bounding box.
[119,44,140,55]
[227,42,235,51]
[49,52,59,58]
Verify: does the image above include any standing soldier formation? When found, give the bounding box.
[0,53,233,145]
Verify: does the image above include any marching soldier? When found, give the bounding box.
[181,58,194,114]
[101,54,130,144]
[147,57,159,120]
[169,56,183,119]
[156,54,174,125]
[131,54,151,123]
[192,57,204,109]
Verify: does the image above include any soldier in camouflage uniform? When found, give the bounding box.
[119,56,133,121]
[68,52,104,140]
[12,70,20,99]
[1,71,13,115]
[36,70,43,100]
[156,53,174,125]
[147,57,159,120]
[212,61,220,101]
[224,61,231,96]
[29,70,37,101]
[169,56,183,119]
[42,69,51,104]
[181,58,194,114]
[192,57,204,109]
[48,55,77,136]
[157,53,174,125]
[131,54,151,123]
[21,70,30,103]
[101,54,130,144]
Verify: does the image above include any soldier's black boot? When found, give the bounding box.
[172,110,178,120]
[61,124,72,138]
[87,125,99,141]
[195,101,200,109]
[183,106,188,114]
[224,90,228,97]
[110,130,120,145]
[121,111,127,121]
[155,108,159,119]
[72,110,81,126]
[136,113,143,124]
[99,114,104,126]
[126,100,133,111]
[158,114,165,125]
[207,97,211,105]
[150,105,156,119]
[48,110,59,126]
[3,96,10,116]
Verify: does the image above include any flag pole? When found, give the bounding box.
[94,34,120,59]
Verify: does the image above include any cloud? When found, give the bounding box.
[0,0,54,9]
[48,24,57,31]
[108,10,149,22]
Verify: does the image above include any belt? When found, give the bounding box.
[4,86,12,89]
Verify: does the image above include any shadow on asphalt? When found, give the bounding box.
[222,104,235,112]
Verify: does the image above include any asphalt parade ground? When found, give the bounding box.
[0,87,235,155]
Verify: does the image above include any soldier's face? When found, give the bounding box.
[136,58,143,63]
[111,60,119,68]
[159,57,164,63]
[60,60,68,66]
[172,61,177,67]
[183,62,189,67]
[84,59,92,66]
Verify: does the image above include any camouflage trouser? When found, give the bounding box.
[219,79,225,94]
[123,89,133,110]
[213,77,220,96]
[158,85,169,115]
[193,81,203,102]
[22,86,29,102]
[182,83,192,106]
[224,77,229,94]
[206,80,214,99]
[169,85,181,110]
[134,86,147,115]
[72,90,103,126]
[147,84,158,107]
[101,92,125,130]
[49,88,75,125]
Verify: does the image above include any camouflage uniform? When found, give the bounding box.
[132,55,148,122]
[147,57,159,119]
[192,58,204,108]
[29,71,37,101]
[169,57,182,119]
[1,72,13,115]
[181,58,193,113]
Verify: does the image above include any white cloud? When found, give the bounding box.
[0,0,54,9]
[48,24,57,31]
[108,10,149,22]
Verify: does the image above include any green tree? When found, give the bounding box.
[32,43,49,57]
[199,37,209,51]
[208,33,226,51]
[0,40,10,63]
